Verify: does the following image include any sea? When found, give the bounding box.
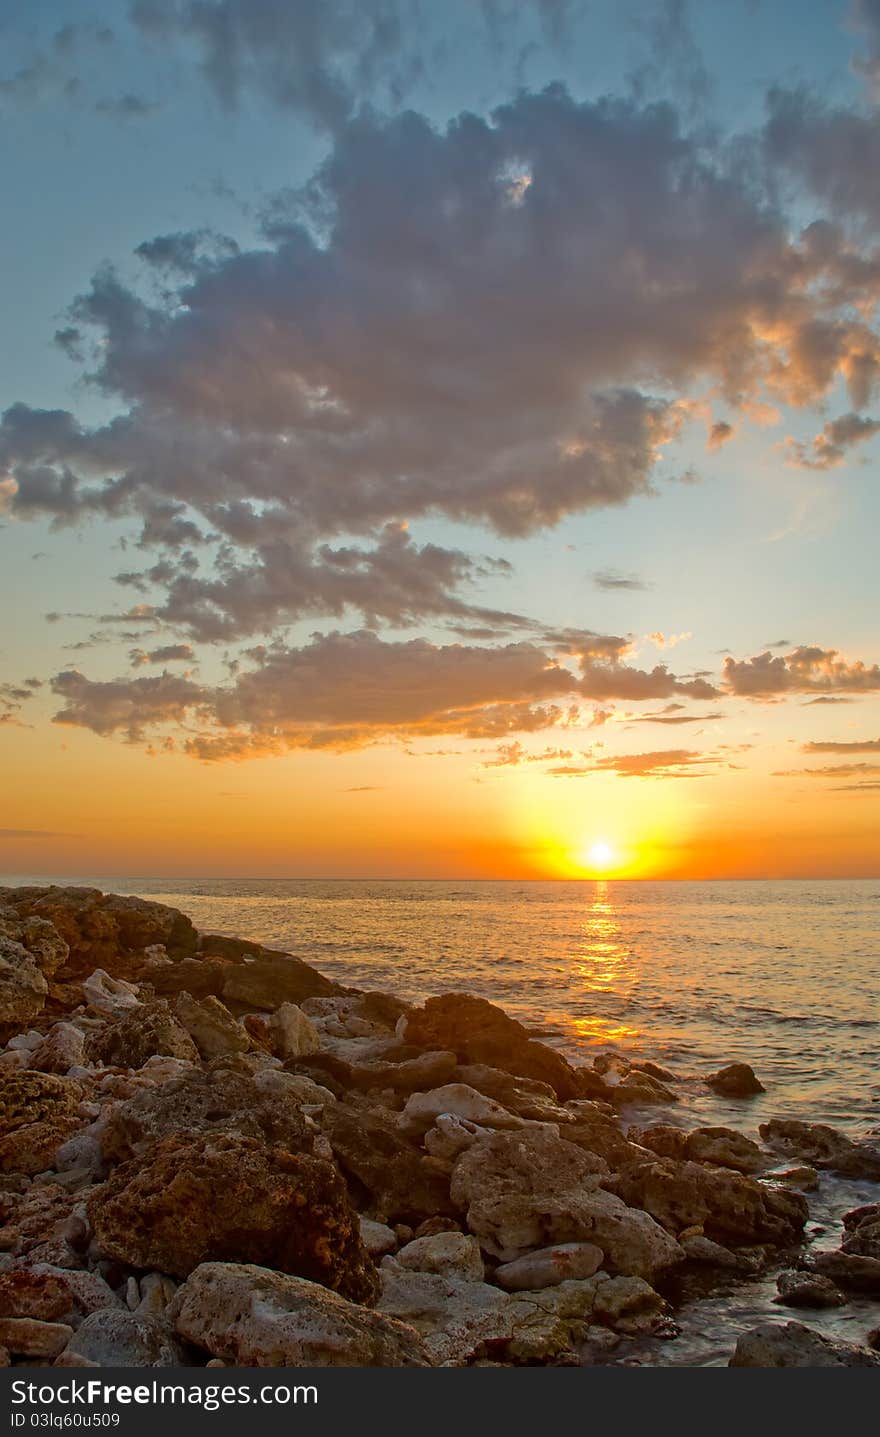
[4,874,880,1363]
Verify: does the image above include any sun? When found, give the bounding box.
[585,840,615,871]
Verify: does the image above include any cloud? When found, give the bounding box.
[628,704,723,725]
[547,747,720,778]
[707,419,734,450]
[45,627,722,759]
[129,643,196,668]
[723,645,880,697]
[0,829,75,839]
[593,569,647,591]
[95,93,158,119]
[786,412,880,469]
[802,737,880,753]
[775,762,880,779]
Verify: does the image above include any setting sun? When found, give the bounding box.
[586,840,615,871]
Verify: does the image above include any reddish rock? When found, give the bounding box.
[85,1000,199,1070]
[319,1103,458,1224]
[0,1072,84,1175]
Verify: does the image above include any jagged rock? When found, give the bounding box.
[759,1120,880,1180]
[169,1263,431,1367]
[148,956,231,999]
[88,1131,378,1301]
[0,887,197,981]
[494,1242,604,1290]
[680,1234,740,1267]
[604,1070,677,1107]
[393,1232,484,1281]
[450,1127,681,1277]
[423,1113,497,1162]
[82,970,141,1017]
[134,1273,178,1319]
[454,1065,574,1123]
[222,953,339,1010]
[628,1124,687,1161]
[85,1000,200,1070]
[768,1165,819,1191]
[172,992,249,1059]
[612,1158,807,1245]
[811,1250,880,1294]
[359,1218,398,1258]
[0,1072,84,1174]
[399,1083,524,1138]
[55,1309,184,1366]
[403,994,583,1101]
[0,1262,121,1323]
[842,1203,880,1259]
[0,1316,73,1357]
[683,1127,767,1175]
[346,1050,458,1094]
[0,937,48,1032]
[0,908,69,977]
[319,1102,457,1223]
[562,1116,653,1171]
[270,1002,321,1059]
[775,1270,844,1308]
[705,1063,764,1097]
[376,1263,510,1363]
[99,1064,313,1165]
[729,1321,880,1367]
[28,1023,88,1075]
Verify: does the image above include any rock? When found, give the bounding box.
[399,1083,524,1138]
[376,1264,510,1364]
[423,1113,496,1162]
[729,1321,880,1367]
[629,1124,687,1161]
[82,969,141,1017]
[169,1263,431,1367]
[135,1273,178,1319]
[613,1158,807,1246]
[759,1119,880,1180]
[562,1116,653,1171]
[88,1131,378,1301]
[172,992,249,1059]
[319,1102,457,1223]
[705,1063,765,1097]
[393,1232,484,1281]
[347,1051,458,1094]
[0,1316,73,1357]
[450,1128,681,1277]
[28,1024,88,1075]
[0,908,69,977]
[775,1270,844,1308]
[684,1127,768,1175]
[86,1000,199,1070]
[0,887,197,981]
[55,1309,184,1366]
[454,1065,573,1123]
[0,1263,121,1322]
[359,1218,397,1258]
[222,953,339,1010]
[0,1181,90,1267]
[403,994,583,1101]
[811,1250,880,1294]
[270,1002,321,1059]
[148,956,230,1000]
[768,1165,819,1191]
[494,1242,604,1291]
[680,1234,740,1268]
[0,1072,84,1174]
[606,1071,677,1107]
[0,936,49,1031]
[842,1203,880,1259]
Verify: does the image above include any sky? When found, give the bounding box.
[2,0,880,881]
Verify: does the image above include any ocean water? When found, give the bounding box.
[9,874,879,1132]
[5,873,880,1363]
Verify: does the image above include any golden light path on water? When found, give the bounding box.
[553,880,642,1046]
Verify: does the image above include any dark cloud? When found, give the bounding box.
[802,737,880,753]
[95,93,159,119]
[593,569,647,591]
[724,645,880,697]
[547,747,721,778]
[786,412,880,469]
[129,643,197,668]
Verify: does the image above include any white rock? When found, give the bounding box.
[82,969,142,1017]
[268,1003,321,1059]
[494,1242,604,1290]
[393,1232,484,1282]
[400,1084,524,1138]
[423,1114,494,1161]
[359,1218,398,1258]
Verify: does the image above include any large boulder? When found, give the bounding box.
[494,1242,604,1291]
[88,1132,378,1302]
[0,1072,84,1174]
[683,1126,768,1175]
[98,1063,313,1165]
[612,1158,807,1245]
[705,1063,764,1097]
[319,1102,457,1223]
[399,1083,524,1138]
[0,887,197,981]
[450,1128,681,1277]
[0,1263,121,1323]
[759,1119,880,1180]
[169,1263,432,1367]
[222,953,339,1010]
[729,1321,880,1367]
[774,1270,844,1309]
[85,1000,200,1070]
[0,937,49,1033]
[55,1309,185,1367]
[842,1203,880,1259]
[171,992,249,1059]
[403,994,584,1101]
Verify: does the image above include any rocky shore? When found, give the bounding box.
[1,884,879,1368]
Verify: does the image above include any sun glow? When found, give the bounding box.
[585,839,615,871]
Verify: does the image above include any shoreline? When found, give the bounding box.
[1,884,879,1368]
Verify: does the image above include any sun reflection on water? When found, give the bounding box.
[553,880,643,1047]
